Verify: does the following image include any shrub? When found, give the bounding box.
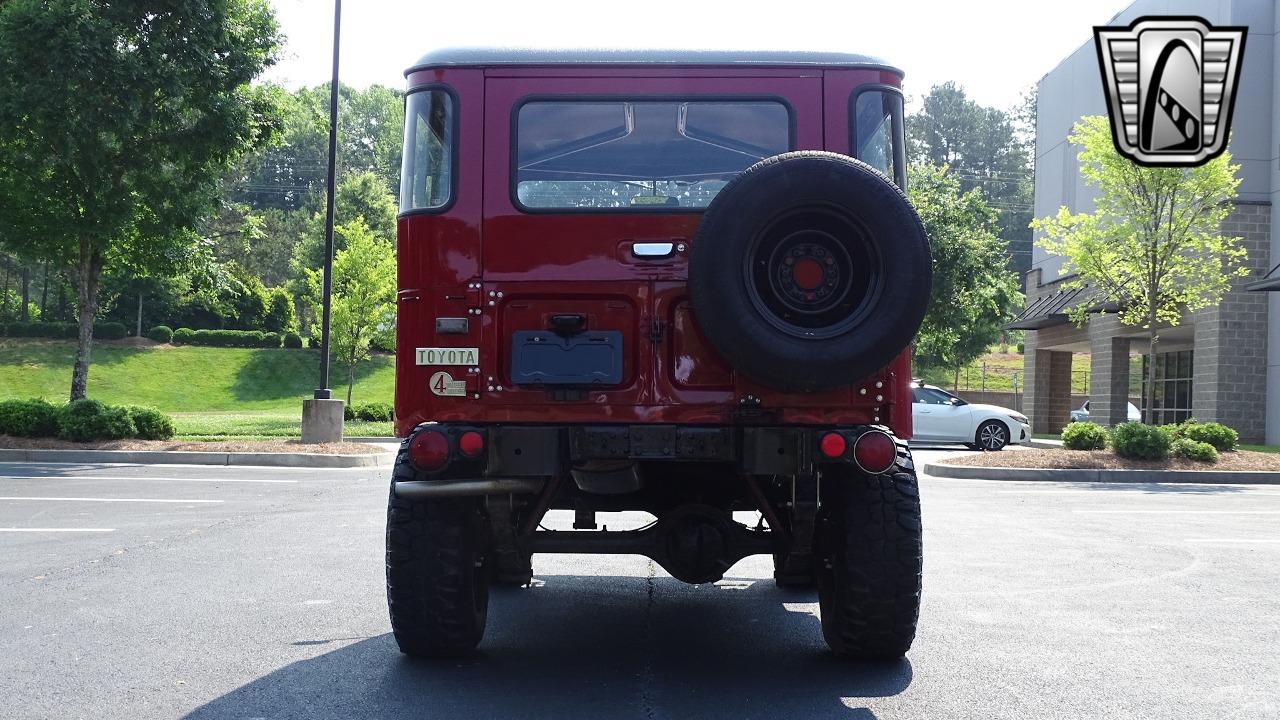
[126,406,175,440]
[179,328,283,348]
[57,399,136,442]
[172,327,196,344]
[265,288,298,333]
[1110,422,1172,461]
[1172,437,1218,463]
[0,321,78,338]
[352,402,393,422]
[283,331,303,349]
[1016,341,1025,354]
[147,325,174,343]
[1180,421,1238,452]
[343,404,355,421]
[0,399,61,437]
[93,321,127,340]
[1061,422,1108,450]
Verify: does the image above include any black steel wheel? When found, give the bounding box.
[689,151,931,393]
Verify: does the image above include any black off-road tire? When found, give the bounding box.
[816,443,923,660]
[688,151,931,393]
[386,476,491,657]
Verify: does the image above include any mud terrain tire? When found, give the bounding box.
[689,151,931,393]
[386,472,490,657]
[816,444,923,660]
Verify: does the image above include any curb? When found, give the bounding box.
[0,448,395,469]
[922,462,1280,484]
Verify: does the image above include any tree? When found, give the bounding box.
[908,163,1023,380]
[1032,115,1246,419]
[264,287,297,334]
[307,219,396,405]
[227,84,404,212]
[0,0,282,399]
[908,82,1034,282]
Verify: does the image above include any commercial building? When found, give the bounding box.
[1013,0,1278,442]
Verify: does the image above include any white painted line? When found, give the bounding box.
[0,496,224,504]
[0,528,115,533]
[0,476,297,484]
[1185,538,1280,544]
[1074,510,1280,515]
[998,488,1280,495]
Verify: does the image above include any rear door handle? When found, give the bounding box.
[631,242,675,258]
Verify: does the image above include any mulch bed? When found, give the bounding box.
[0,436,386,455]
[940,447,1280,472]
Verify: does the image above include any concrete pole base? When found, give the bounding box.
[301,398,345,444]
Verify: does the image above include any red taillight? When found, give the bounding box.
[458,430,485,458]
[853,431,896,474]
[409,430,450,471]
[819,432,847,458]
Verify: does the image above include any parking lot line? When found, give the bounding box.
[0,496,224,504]
[1074,509,1280,515]
[0,476,298,484]
[1185,538,1280,544]
[997,487,1280,495]
[0,528,115,533]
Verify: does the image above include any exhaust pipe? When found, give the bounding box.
[394,478,545,498]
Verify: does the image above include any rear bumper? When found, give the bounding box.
[396,422,899,481]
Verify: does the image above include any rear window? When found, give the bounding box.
[851,88,905,187]
[400,88,455,212]
[514,100,791,211]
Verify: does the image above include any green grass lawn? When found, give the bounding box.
[0,339,396,439]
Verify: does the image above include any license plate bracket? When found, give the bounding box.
[510,331,624,386]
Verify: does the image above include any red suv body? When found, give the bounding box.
[395,50,911,433]
[386,49,930,661]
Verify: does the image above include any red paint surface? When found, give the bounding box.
[395,63,914,439]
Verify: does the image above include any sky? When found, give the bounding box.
[263,0,1129,111]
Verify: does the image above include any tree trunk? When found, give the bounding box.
[953,365,961,390]
[1146,309,1159,425]
[1,258,9,321]
[70,242,102,402]
[20,265,30,322]
[39,262,49,318]
[136,292,143,338]
[346,363,355,405]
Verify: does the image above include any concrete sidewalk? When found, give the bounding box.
[0,438,399,469]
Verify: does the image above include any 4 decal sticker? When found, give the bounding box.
[429,371,468,397]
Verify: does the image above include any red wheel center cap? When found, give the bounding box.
[792,258,825,290]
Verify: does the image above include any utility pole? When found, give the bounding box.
[301,0,345,444]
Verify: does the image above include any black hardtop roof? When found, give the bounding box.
[406,47,902,76]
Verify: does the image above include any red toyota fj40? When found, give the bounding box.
[387,48,931,659]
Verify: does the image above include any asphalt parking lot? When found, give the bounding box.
[2,450,1278,719]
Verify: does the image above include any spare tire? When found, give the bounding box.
[688,151,931,393]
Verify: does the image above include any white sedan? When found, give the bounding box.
[1070,400,1142,423]
[910,382,1031,451]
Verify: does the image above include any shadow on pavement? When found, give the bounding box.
[184,574,911,719]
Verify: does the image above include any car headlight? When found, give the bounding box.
[1009,413,1029,425]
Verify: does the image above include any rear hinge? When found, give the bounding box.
[649,319,665,344]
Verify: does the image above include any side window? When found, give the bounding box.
[917,388,955,405]
[851,88,905,187]
[400,89,454,212]
[514,100,791,211]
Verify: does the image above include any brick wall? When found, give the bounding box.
[1192,202,1270,443]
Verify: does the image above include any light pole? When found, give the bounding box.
[301,0,344,444]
